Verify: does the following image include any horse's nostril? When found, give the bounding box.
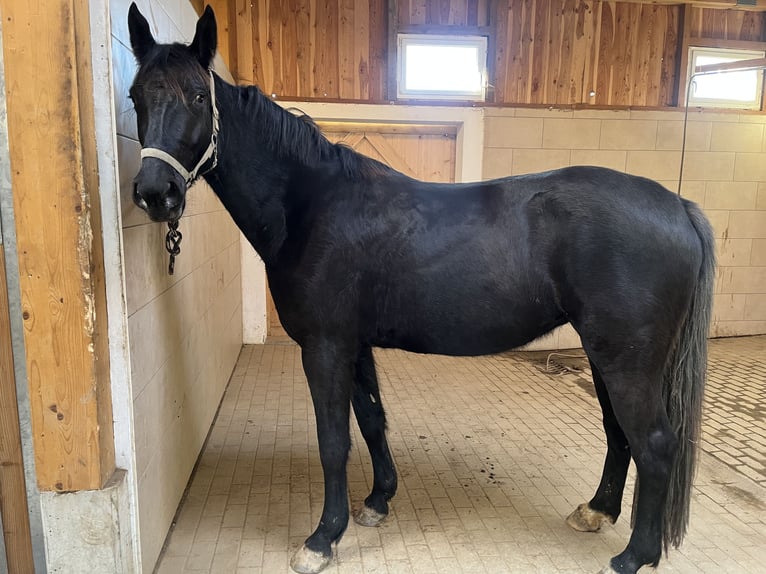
[133,183,148,210]
[164,181,183,210]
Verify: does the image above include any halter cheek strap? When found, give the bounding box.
[140,69,220,186]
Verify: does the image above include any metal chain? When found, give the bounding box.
[165,219,183,275]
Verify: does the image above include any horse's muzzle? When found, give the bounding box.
[133,165,186,222]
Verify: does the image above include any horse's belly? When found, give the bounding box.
[371,299,565,356]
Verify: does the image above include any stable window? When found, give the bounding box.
[397,34,487,101]
[687,47,765,110]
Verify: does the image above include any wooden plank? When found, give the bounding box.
[237,0,254,84]
[318,120,458,135]
[597,1,615,105]
[283,0,299,96]
[659,4,680,106]
[207,0,232,70]
[355,0,371,99]
[369,0,388,100]
[388,0,399,100]
[0,0,114,491]
[296,0,312,95]
[677,4,696,106]
[0,249,34,574]
[491,0,508,102]
[338,0,355,98]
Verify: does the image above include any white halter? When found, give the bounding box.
[140,69,220,186]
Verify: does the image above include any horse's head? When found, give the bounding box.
[127,3,218,222]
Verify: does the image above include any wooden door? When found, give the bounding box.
[265,122,457,339]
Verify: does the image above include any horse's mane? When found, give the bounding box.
[237,85,396,179]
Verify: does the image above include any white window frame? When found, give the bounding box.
[687,46,765,110]
[397,34,487,101]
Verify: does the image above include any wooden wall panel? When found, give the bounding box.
[219,0,764,107]
[225,0,387,99]
[493,0,680,106]
[690,6,766,40]
[398,0,489,27]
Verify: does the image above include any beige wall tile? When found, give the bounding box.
[713,293,747,322]
[751,239,766,266]
[728,211,766,238]
[629,110,684,121]
[542,119,600,149]
[738,113,766,124]
[704,182,758,210]
[758,183,766,210]
[485,117,543,148]
[715,238,753,267]
[745,294,766,321]
[711,122,764,153]
[570,150,627,172]
[514,108,574,118]
[512,149,571,175]
[681,152,736,181]
[600,120,657,150]
[655,121,711,151]
[703,210,730,239]
[679,181,706,204]
[734,153,766,182]
[484,108,515,118]
[573,109,630,119]
[556,324,582,349]
[117,135,146,228]
[718,266,766,293]
[625,151,681,181]
[711,320,766,337]
[687,111,741,123]
[483,148,513,180]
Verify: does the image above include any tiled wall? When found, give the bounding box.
[110,0,242,570]
[483,108,766,347]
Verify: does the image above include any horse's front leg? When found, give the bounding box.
[291,340,355,574]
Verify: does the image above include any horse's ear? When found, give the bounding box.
[189,6,217,69]
[128,3,155,64]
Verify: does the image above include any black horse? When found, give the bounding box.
[128,6,715,574]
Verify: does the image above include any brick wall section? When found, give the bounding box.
[483,108,766,346]
[110,0,243,570]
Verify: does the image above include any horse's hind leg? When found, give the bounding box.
[351,346,398,527]
[582,348,677,574]
[567,360,631,532]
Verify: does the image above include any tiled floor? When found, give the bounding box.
[156,336,766,574]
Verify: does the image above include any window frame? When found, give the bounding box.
[396,33,488,102]
[687,46,765,110]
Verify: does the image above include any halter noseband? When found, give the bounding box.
[140,69,220,186]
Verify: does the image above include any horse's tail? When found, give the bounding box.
[662,199,715,552]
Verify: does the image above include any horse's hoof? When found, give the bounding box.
[566,503,612,532]
[290,545,332,574]
[353,505,387,527]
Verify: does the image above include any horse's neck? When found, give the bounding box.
[205,81,295,264]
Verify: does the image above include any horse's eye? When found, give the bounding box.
[194,93,206,104]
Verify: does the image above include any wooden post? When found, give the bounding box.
[0,0,115,491]
[0,249,34,574]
